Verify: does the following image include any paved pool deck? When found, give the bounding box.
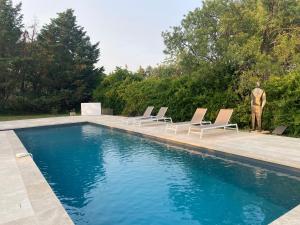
[0,115,299,225]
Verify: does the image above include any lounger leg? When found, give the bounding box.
[236,124,239,133]
[188,127,191,135]
[200,129,203,139]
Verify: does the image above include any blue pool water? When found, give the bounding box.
[16,124,300,225]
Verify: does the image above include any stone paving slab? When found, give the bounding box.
[0,115,300,225]
[0,132,35,224]
[270,204,300,225]
[0,116,87,131]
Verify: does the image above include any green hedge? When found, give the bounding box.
[94,69,300,137]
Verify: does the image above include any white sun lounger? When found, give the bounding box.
[188,109,238,138]
[124,106,154,124]
[165,108,211,134]
[135,107,172,126]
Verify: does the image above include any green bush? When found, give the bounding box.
[263,72,300,136]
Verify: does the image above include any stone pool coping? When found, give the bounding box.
[0,130,74,225]
[0,115,300,224]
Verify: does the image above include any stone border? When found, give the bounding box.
[3,130,74,225]
[270,204,300,224]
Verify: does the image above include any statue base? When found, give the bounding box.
[250,130,270,134]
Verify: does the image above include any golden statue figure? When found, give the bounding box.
[251,82,266,131]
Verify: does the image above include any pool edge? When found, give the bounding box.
[5,130,75,225]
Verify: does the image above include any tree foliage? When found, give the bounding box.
[93,68,143,115]
[33,9,102,112]
[0,1,102,113]
[0,0,23,106]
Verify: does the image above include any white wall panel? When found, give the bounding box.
[81,103,101,116]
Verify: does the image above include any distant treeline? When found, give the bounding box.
[0,0,299,136]
[93,0,300,136]
[0,0,103,113]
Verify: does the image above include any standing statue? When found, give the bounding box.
[251,82,266,131]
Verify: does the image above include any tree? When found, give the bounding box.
[36,9,102,112]
[0,0,23,109]
[163,0,300,80]
[0,4,103,113]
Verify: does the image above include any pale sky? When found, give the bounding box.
[14,0,201,73]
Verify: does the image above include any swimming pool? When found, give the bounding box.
[16,123,300,225]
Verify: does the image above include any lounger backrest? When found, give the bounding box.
[272,125,287,135]
[191,108,207,124]
[143,106,154,117]
[214,109,233,125]
[156,107,168,118]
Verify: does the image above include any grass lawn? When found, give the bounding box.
[0,114,68,122]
